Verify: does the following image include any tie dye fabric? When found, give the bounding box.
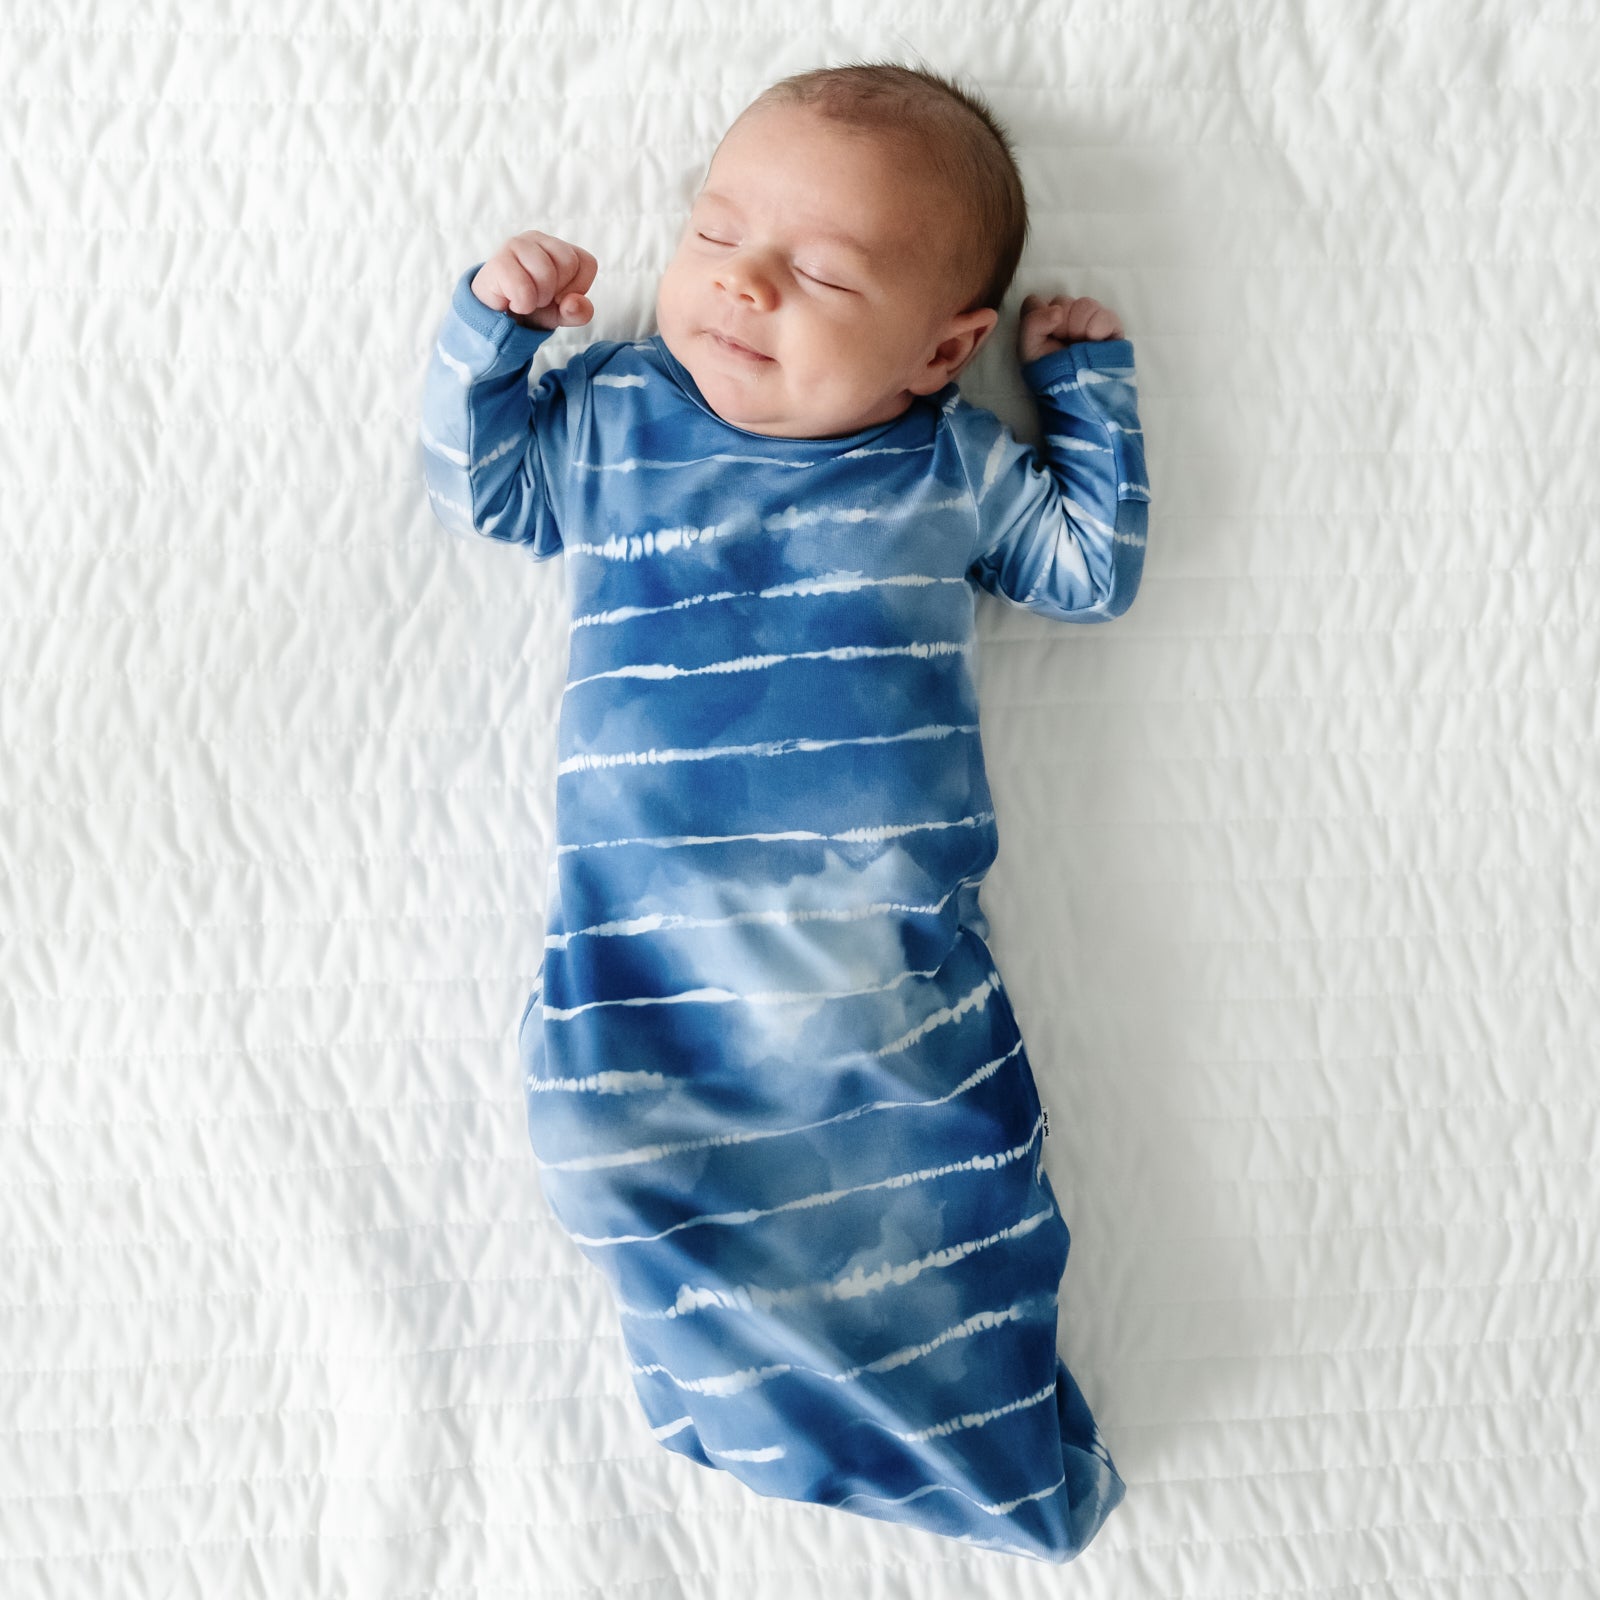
[420,263,1149,1561]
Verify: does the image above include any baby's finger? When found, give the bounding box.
[482,254,540,319]
[531,233,597,309]
[473,277,513,313]
[506,239,564,313]
[1086,302,1125,340]
[569,246,599,299]
[535,233,584,292]
[557,292,594,327]
[1061,296,1125,342]
[471,256,517,312]
[1019,300,1063,343]
[1050,297,1090,341]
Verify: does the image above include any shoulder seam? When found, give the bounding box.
[942,399,983,577]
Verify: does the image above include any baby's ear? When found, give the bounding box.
[913,307,999,391]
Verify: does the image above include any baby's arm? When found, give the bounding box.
[419,232,597,557]
[961,294,1150,622]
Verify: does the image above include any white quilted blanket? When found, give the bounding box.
[5,3,1596,1595]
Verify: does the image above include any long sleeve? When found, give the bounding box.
[418,262,581,560]
[960,338,1151,621]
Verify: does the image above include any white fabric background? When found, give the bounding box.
[4,2,1596,1594]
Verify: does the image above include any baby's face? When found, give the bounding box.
[656,102,987,439]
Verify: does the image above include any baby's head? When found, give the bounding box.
[656,63,1029,440]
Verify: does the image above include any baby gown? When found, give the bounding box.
[421,264,1149,1561]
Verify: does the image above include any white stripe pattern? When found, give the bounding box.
[540,1035,1021,1172]
[556,722,977,777]
[525,1068,671,1095]
[567,522,730,561]
[472,431,524,472]
[545,874,978,949]
[705,1443,786,1463]
[764,494,965,531]
[618,1202,1054,1320]
[570,570,963,631]
[541,959,948,1021]
[888,1380,1058,1444]
[840,1470,1069,1521]
[630,1299,1037,1398]
[433,339,471,382]
[568,1114,1046,1249]
[979,433,1008,497]
[877,974,999,1057]
[555,809,995,855]
[418,421,468,467]
[562,638,968,692]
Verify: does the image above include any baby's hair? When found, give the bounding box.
[744,61,1029,313]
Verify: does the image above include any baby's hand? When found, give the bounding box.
[471,230,597,331]
[1018,293,1125,364]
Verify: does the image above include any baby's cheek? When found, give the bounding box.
[654,274,679,332]
[656,258,695,330]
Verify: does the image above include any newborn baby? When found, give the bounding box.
[421,62,1148,1562]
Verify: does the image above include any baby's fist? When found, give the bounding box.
[472,230,597,331]
[1019,294,1125,364]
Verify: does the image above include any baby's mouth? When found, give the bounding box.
[708,329,773,363]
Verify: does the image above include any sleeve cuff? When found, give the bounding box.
[450,262,554,361]
[1021,337,1136,389]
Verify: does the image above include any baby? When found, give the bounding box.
[421,63,1148,1563]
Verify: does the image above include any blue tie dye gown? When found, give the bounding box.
[421,263,1149,1561]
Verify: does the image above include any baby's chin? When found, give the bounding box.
[672,351,878,441]
[662,338,800,435]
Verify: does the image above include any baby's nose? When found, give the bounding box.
[717,253,778,311]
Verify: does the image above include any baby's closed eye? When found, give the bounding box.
[795,266,852,292]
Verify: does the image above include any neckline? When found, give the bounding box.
[648,334,942,453]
